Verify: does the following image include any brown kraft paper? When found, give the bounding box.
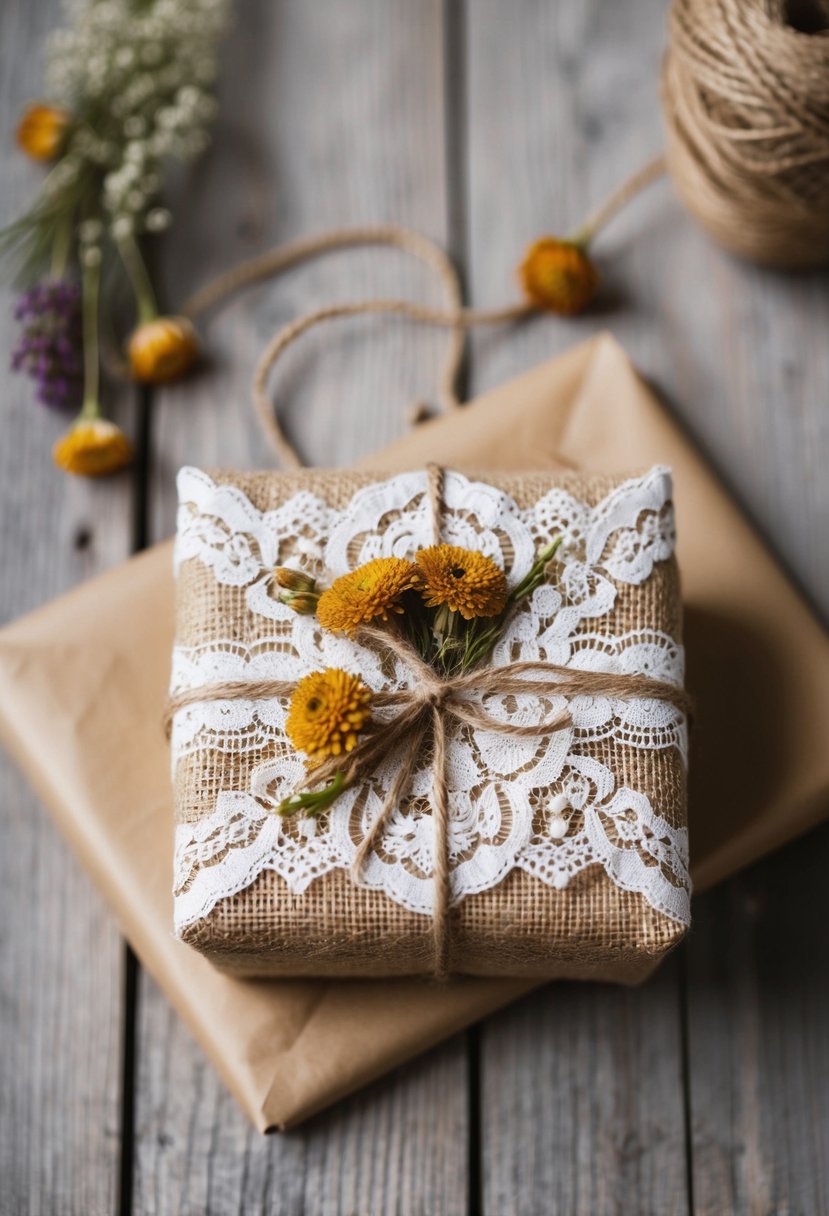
[1,332,827,1130]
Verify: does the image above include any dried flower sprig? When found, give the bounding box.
[4,0,229,474]
[277,667,373,817]
[516,157,667,315]
[276,535,562,814]
[11,279,84,409]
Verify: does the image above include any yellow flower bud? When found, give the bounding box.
[16,103,71,161]
[53,418,133,478]
[519,238,599,315]
[127,316,199,384]
[275,566,317,593]
[281,592,320,615]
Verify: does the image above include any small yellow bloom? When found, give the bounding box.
[317,557,420,634]
[127,316,199,383]
[286,668,372,763]
[415,545,507,620]
[275,566,317,593]
[53,418,133,478]
[282,591,320,616]
[16,103,71,161]
[519,237,598,315]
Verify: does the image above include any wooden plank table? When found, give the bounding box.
[1,1,827,1212]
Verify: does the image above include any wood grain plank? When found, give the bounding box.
[133,3,469,1212]
[134,976,468,1216]
[0,1,136,1211]
[463,2,691,1210]
[478,961,688,1216]
[686,831,829,1216]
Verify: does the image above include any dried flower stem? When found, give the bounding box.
[117,232,158,324]
[50,218,72,279]
[79,255,101,419]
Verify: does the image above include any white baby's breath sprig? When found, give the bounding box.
[44,0,229,243]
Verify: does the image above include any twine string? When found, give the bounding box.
[180,220,532,469]
[425,462,445,545]
[169,163,668,468]
[249,296,531,470]
[182,225,470,457]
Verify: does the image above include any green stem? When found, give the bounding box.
[79,256,101,419]
[459,536,564,673]
[510,536,563,602]
[117,233,158,324]
[50,218,72,279]
[277,771,346,817]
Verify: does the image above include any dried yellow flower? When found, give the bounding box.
[286,668,372,762]
[127,316,199,383]
[415,545,507,620]
[16,103,71,161]
[52,417,133,478]
[518,238,598,315]
[317,557,420,634]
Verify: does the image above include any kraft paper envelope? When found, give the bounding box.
[1,332,828,1131]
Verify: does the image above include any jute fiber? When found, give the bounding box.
[662,0,829,269]
[174,468,687,982]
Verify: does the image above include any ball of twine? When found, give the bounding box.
[662,0,829,269]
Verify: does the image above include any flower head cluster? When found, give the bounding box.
[415,544,508,621]
[52,417,132,477]
[11,280,84,410]
[127,314,199,382]
[519,238,599,315]
[16,104,71,161]
[317,557,421,634]
[44,0,229,242]
[286,668,372,764]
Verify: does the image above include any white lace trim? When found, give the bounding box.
[172,466,690,930]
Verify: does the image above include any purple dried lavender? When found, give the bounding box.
[11,279,84,411]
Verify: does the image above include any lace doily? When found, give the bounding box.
[171,466,690,930]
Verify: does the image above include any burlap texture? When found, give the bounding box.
[173,468,687,981]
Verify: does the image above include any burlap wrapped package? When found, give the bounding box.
[169,462,690,982]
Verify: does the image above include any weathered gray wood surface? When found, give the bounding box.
[0,2,136,1214]
[1,1,828,1213]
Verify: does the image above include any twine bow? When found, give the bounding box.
[165,464,690,977]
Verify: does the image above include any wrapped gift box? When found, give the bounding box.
[170,462,689,980]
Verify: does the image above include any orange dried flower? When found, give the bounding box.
[519,237,598,315]
[286,668,372,762]
[415,545,507,620]
[317,557,420,634]
[16,103,71,161]
[52,418,132,477]
[127,316,199,384]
